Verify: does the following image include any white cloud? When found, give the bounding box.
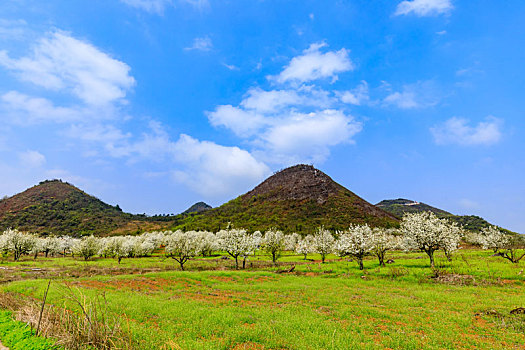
[261,110,362,163]
[271,42,354,84]
[239,86,333,114]
[207,105,267,137]
[383,91,419,109]
[172,134,270,196]
[0,91,84,124]
[395,0,453,17]
[66,120,270,197]
[383,81,439,109]
[339,81,369,106]
[121,0,209,13]
[207,86,360,163]
[222,63,238,71]
[0,31,135,106]
[0,19,27,40]
[19,150,46,168]
[207,42,363,164]
[431,117,502,146]
[240,88,301,113]
[120,0,172,14]
[184,36,213,52]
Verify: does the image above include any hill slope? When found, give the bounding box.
[177,165,399,233]
[0,180,159,236]
[376,198,506,232]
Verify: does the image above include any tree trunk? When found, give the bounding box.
[428,250,435,268]
[118,256,122,264]
[234,256,239,269]
[358,258,364,270]
[377,252,385,267]
[321,254,326,263]
[242,257,247,269]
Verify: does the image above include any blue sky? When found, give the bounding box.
[0,0,524,232]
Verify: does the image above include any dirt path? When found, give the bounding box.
[0,340,8,349]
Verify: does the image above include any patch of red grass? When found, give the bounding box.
[230,342,265,350]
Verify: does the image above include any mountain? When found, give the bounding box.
[376,198,509,233]
[175,165,399,233]
[376,199,452,218]
[183,202,212,214]
[0,180,161,236]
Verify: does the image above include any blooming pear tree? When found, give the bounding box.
[311,227,334,263]
[400,212,462,268]
[295,235,313,260]
[479,226,509,253]
[73,235,100,261]
[262,228,285,263]
[371,228,400,267]
[333,224,374,270]
[164,230,200,270]
[284,233,301,251]
[479,226,525,263]
[194,231,218,257]
[0,228,36,261]
[217,228,254,269]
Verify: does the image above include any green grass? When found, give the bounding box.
[0,310,61,349]
[0,249,524,349]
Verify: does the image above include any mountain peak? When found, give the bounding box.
[183,202,212,214]
[243,164,344,204]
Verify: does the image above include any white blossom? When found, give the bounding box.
[311,227,334,263]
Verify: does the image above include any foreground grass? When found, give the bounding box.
[0,250,523,349]
[0,310,61,349]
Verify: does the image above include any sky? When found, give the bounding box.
[0,0,524,232]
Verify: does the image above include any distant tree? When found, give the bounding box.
[371,228,400,267]
[311,227,334,263]
[283,233,301,251]
[73,235,100,261]
[295,235,313,260]
[479,226,525,263]
[479,226,509,253]
[262,228,285,264]
[193,231,218,257]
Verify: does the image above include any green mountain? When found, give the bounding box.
[0,180,160,236]
[175,165,399,233]
[183,202,212,214]
[376,198,509,233]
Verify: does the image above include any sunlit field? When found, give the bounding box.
[1,248,523,350]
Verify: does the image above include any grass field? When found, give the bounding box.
[0,250,524,349]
